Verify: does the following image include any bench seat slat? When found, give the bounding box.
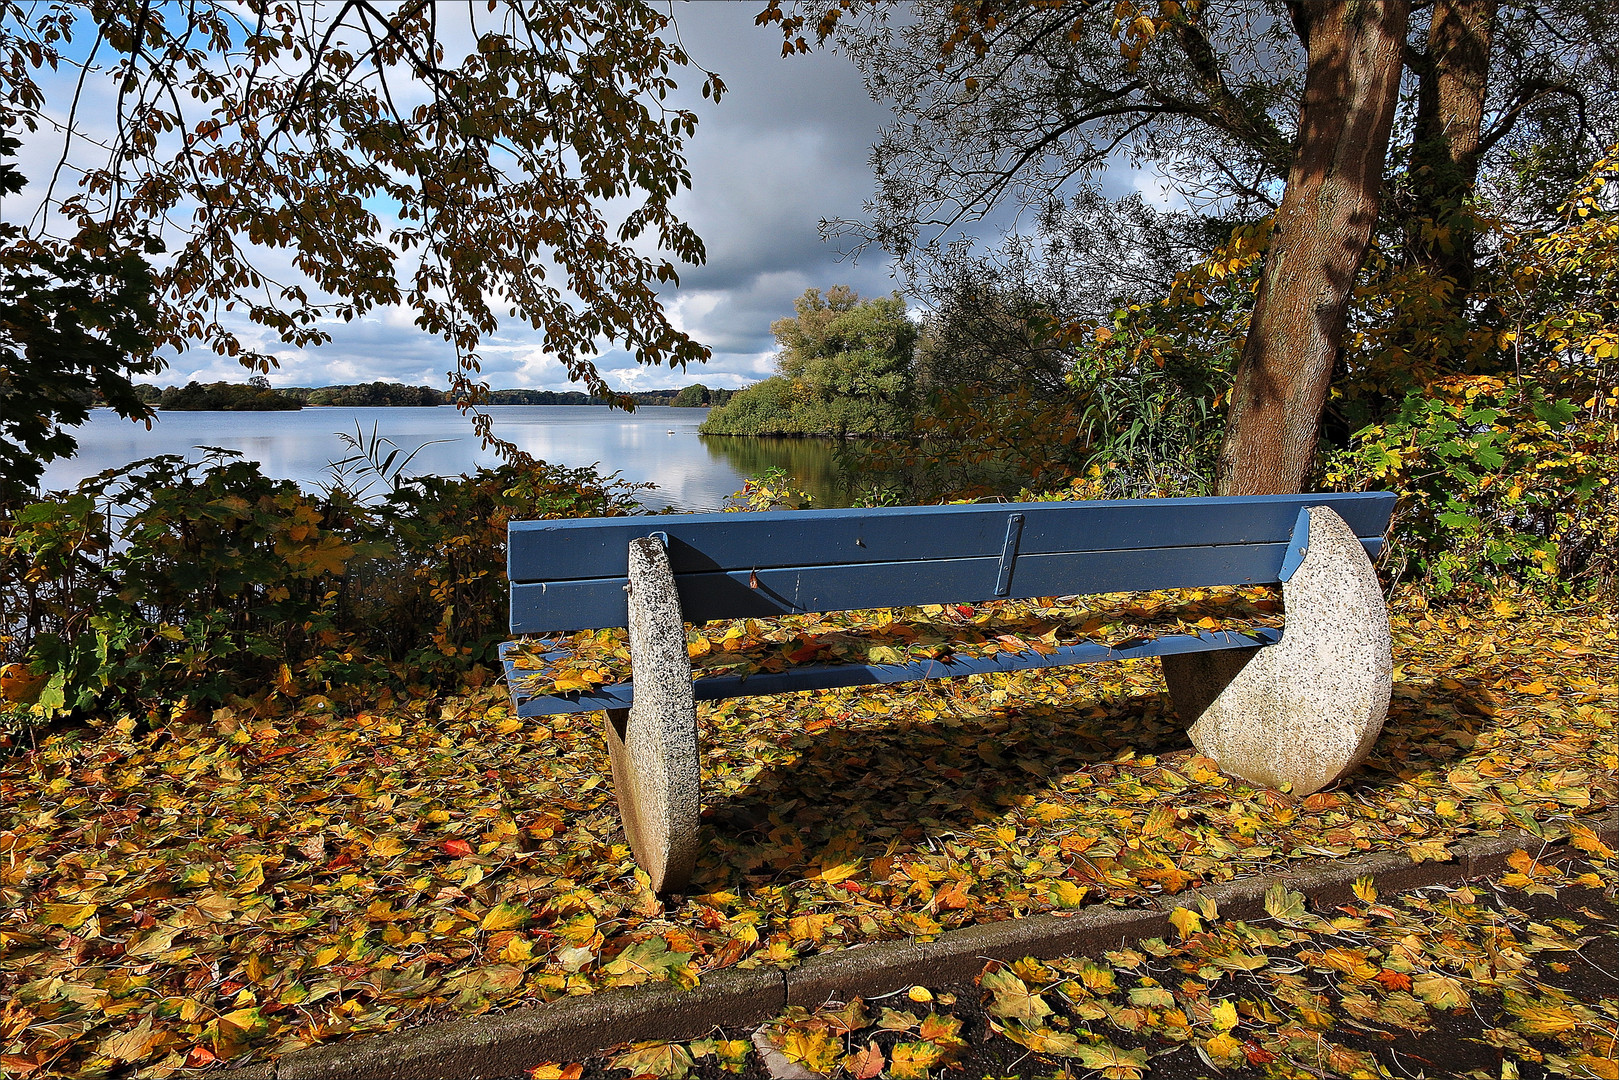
[508,492,1395,584]
[498,627,1284,718]
[511,538,1381,634]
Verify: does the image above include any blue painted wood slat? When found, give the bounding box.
[498,627,1285,718]
[510,537,1382,634]
[508,492,1395,584]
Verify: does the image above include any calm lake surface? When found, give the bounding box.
[40,405,850,512]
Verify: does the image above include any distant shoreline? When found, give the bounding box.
[132,380,738,410]
[141,402,715,410]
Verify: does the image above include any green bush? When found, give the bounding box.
[700,287,916,437]
[1325,376,1617,598]
[0,452,642,728]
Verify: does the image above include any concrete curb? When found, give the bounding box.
[239,811,1618,1079]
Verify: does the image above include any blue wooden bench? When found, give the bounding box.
[500,492,1396,893]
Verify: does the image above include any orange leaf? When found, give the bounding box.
[1374,969,1412,992]
[845,1041,884,1080]
[527,1065,584,1080]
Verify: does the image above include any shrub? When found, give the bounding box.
[1325,376,1617,598]
[700,287,916,437]
[0,452,641,729]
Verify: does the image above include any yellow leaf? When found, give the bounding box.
[560,912,597,946]
[500,935,535,963]
[1141,805,1177,837]
[997,1020,1086,1056]
[1509,1000,1583,1037]
[888,1040,944,1079]
[1168,907,1202,938]
[526,1065,584,1080]
[1352,875,1377,904]
[1047,880,1088,908]
[1209,999,1238,1032]
[777,1028,840,1073]
[981,967,1052,1022]
[481,902,531,932]
[1569,822,1615,858]
[1412,972,1470,1009]
[812,858,862,885]
[609,1041,693,1079]
[38,902,97,929]
[1568,1056,1619,1080]
[1201,1031,1244,1065]
[788,911,836,944]
[97,1016,169,1064]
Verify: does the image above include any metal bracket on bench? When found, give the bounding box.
[994,513,1025,597]
[1277,507,1311,583]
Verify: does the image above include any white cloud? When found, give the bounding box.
[14,5,908,394]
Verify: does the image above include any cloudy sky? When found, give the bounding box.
[11,4,1158,394]
[8,4,901,393]
[504,3,907,395]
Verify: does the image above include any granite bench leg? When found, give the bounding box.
[1161,505,1392,797]
[602,536,701,894]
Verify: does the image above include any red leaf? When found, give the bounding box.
[186,1046,219,1068]
[1242,1042,1275,1066]
[443,838,474,857]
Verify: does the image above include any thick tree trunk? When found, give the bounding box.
[1216,0,1411,496]
[1408,0,1497,302]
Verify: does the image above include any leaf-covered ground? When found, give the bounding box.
[617,847,1616,1080]
[0,595,1613,1077]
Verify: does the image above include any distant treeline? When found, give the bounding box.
[284,382,446,406]
[475,384,735,406]
[126,380,738,410]
[140,381,302,411]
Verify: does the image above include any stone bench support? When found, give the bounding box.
[1162,505,1393,796]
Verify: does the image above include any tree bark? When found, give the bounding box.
[1408,0,1497,302]
[1216,0,1411,496]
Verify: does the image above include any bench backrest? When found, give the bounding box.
[508,492,1395,635]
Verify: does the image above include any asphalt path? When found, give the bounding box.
[489,865,1617,1080]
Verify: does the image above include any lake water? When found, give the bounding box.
[39,405,850,512]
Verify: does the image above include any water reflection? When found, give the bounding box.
[698,434,853,508]
[39,406,853,513]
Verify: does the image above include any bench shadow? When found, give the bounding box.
[688,675,1498,893]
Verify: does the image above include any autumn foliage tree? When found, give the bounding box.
[0,1,723,454]
[761,0,1619,495]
